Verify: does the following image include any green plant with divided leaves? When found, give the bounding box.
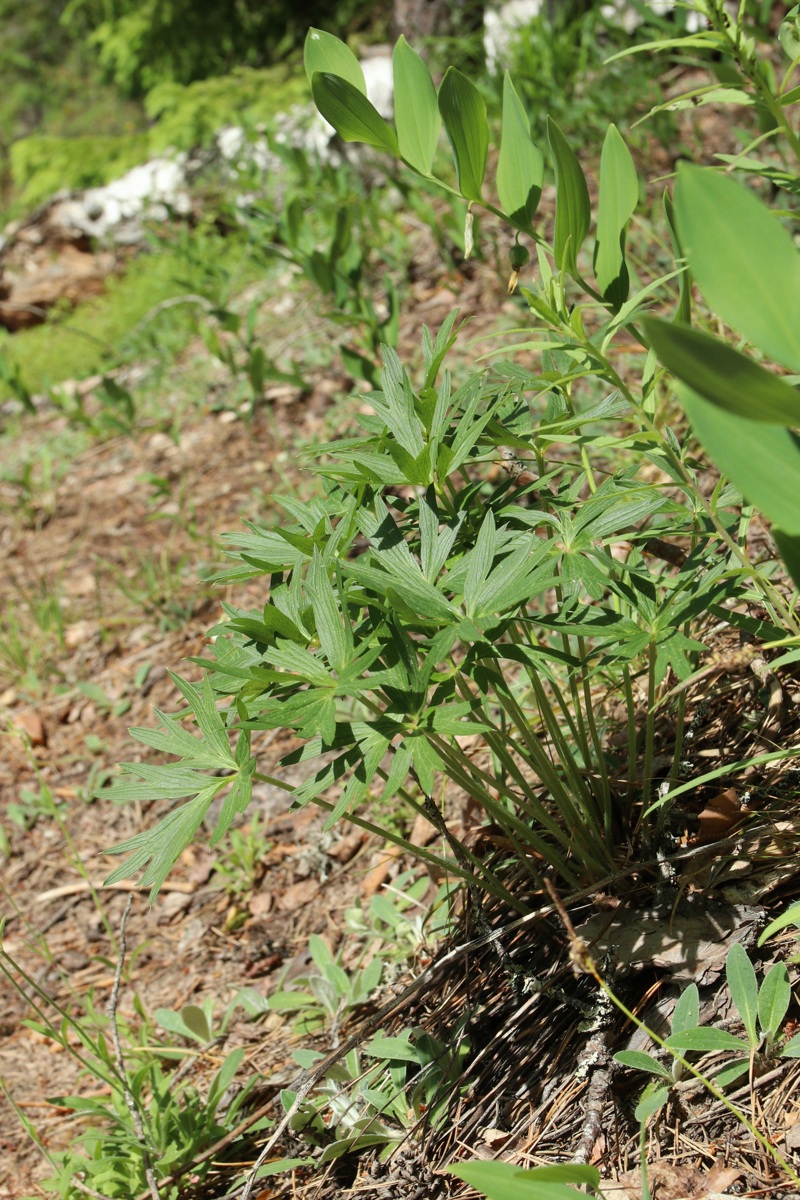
[278,1023,471,1165]
[267,933,384,1039]
[75,4,800,1195]
[0,923,263,1200]
[344,870,456,963]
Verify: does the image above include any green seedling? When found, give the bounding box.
[212,813,273,899]
[281,1024,470,1163]
[268,934,382,1037]
[6,782,66,832]
[344,871,455,962]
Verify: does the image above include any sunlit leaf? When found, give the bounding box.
[758,899,800,945]
[393,36,440,174]
[726,943,758,1048]
[644,318,800,424]
[312,73,398,154]
[548,117,590,277]
[758,963,791,1040]
[438,67,488,201]
[304,28,365,93]
[677,382,800,535]
[665,1027,748,1053]
[448,1159,599,1200]
[496,72,543,234]
[675,164,800,371]
[671,984,699,1034]
[594,124,638,309]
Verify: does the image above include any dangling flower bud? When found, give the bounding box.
[507,240,529,294]
[464,207,474,260]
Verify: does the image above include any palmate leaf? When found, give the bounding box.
[105,780,227,902]
[375,345,427,452]
[101,673,256,900]
[307,551,351,674]
[106,756,255,898]
[323,726,390,827]
[356,499,459,623]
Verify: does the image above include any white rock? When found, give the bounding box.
[50,156,191,242]
[361,53,395,119]
[486,1,709,67]
[484,0,543,74]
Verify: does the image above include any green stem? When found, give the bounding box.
[622,666,639,812]
[577,634,614,843]
[638,639,658,841]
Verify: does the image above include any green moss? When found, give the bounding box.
[146,66,309,153]
[10,133,151,209]
[1,232,262,396]
[3,252,187,393]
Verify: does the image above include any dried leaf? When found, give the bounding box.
[697,788,747,844]
[11,710,47,746]
[278,879,320,912]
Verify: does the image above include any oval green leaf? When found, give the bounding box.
[393,36,440,175]
[643,317,800,424]
[312,73,398,155]
[614,1050,672,1079]
[675,164,800,371]
[304,28,366,94]
[438,67,488,202]
[594,124,638,309]
[180,1004,212,1043]
[665,1026,749,1053]
[496,72,543,235]
[678,382,800,534]
[758,962,791,1039]
[726,943,758,1048]
[448,1160,599,1200]
[548,117,590,278]
[671,983,699,1035]
[635,1086,669,1123]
